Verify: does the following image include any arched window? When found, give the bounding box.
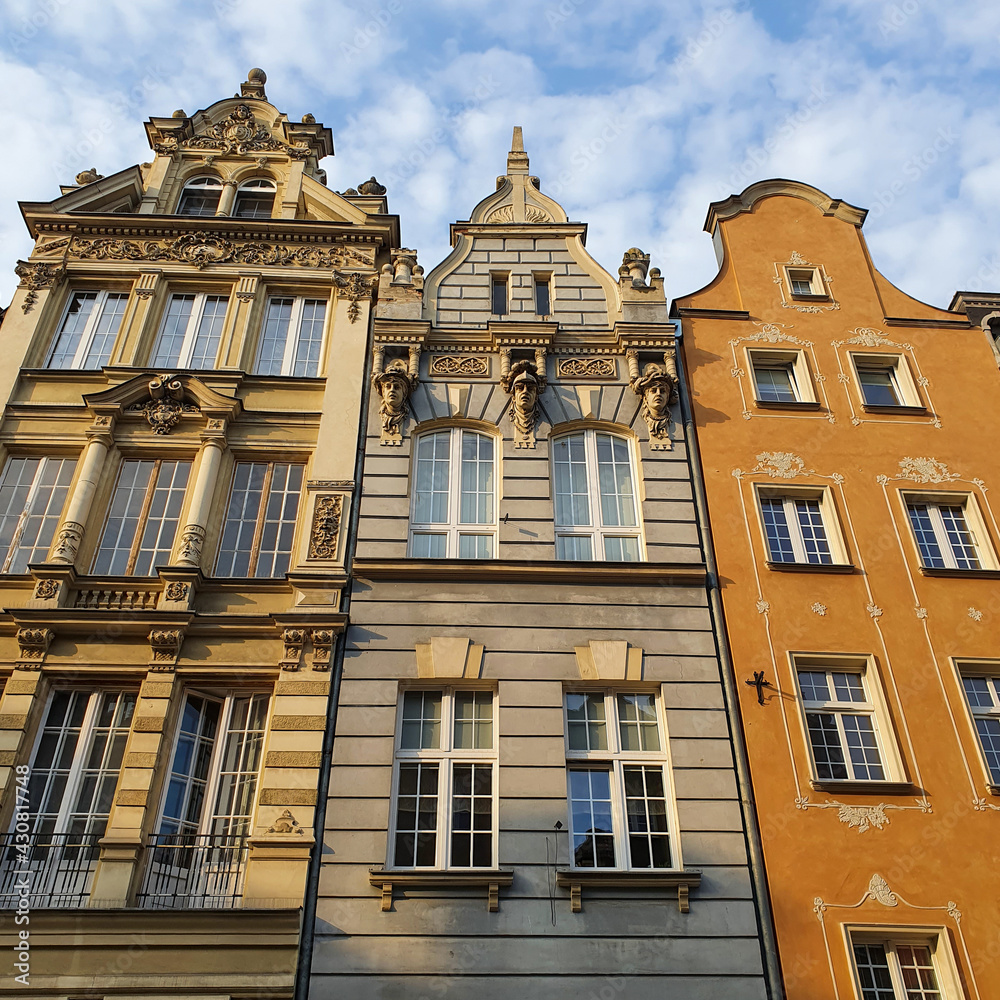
[176,176,223,216]
[233,178,276,219]
[552,430,643,561]
[409,428,497,558]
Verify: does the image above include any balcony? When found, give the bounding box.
[0,832,249,909]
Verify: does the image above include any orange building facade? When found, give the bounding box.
[674,181,1000,999]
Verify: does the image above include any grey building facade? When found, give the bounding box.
[308,131,775,998]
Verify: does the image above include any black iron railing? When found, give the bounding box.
[136,833,248,909]
[0,832,101,908]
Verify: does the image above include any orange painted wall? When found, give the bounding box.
[675,187,1000,999]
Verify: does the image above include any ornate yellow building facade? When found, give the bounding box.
[0,70,397,997]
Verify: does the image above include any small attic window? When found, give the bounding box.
[177,176,223,216]
[233,178,277,219]
[534,274,551,317]
[491,274,508,316]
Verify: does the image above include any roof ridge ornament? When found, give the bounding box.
[507,126,529,175]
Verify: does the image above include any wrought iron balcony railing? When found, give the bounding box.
[0,832,101,908]
[136,833,249,909]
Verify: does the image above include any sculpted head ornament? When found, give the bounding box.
[373,358,416,445]
[631,362,677,450]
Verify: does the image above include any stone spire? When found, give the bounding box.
[507,126,529,175]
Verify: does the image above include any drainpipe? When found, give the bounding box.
[675,335,787,1000]
[293,289,376,1000]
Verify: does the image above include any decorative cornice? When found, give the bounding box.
[14,259,65,313]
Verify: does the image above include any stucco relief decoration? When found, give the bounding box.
[156,103,310,159]
[627,350,678,451]
[811,602,827,616]
[772,252,839,313]
[33,579,59,600]
[897,457,959,483]
[311,629,334,671]
[52,521,84,563]
[752,451,806,478]
[281,629,306,671]
[866,603,883,619]
[733,323,812,347]
[868,874,898,906]
[500,353,547,449]
[486,203,551,224]
[148,629,183,668]
[14,259,65,313]
[838,803,889,833]
[842,327,899,349]
[164,581,189,602]
[558,358,617,379]
[267,809,304,835]
[429,356,490,377]
[37,234,372,271]
[127,375,198,434]
[968,607,983,622]
[372,347,419,446]
[308,495,343,560]
[177,525,206,565]
[17,627,53,664]
[335,271,376,323]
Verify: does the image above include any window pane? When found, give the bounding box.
[159,695,221,836]
[152,295,195,366]
[556,535,593,561]
[806,712,848,779]
[760,498,795,562]
[233,192,275,219]
[623,765,671,869]
[255,298,293,375]
[92,460,156,575]
[414,432,450,525]
[618,694,660,751]
[177,178,222,216]
[974,717,1000,783]
[83,293,128,368]
[491,278,507,316]
[553,435,590,527]
[459,432,494,525]
[254,463,303,578]
[603,536,640,562]
[794,499,832,564]
[841,715,885,780]
[852,943,896,1000]
[895,945,940,999]
[939,505,980,570]
[411,532,447,558]
[188,295,227,369]
[4,458,75,573]
[292,300,325,377]
[216,462,266,577]
[458,534,493,559]
[754,365,796,402]
[48,292,98,368]
[454,691,493,749]
[450,763,492,867]
[131,461,191,576]
[797,671,831,703]
[568,769,615,868]
[209,693,269,838]
[596,434,636,529]
[858,367,899,406]
[394,762,438,867]
[831,672,866,703]
[400,691,442,749]
[907,503,945,567]
[566,693,607,751]
[534,279,550,316]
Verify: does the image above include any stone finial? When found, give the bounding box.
[75,168,104,185]
[376,250,424,320]
[620,248,651,286]
[358,176,387,196]
[301,113,316,124]
[241,67,268,101]
[617,248,667,322]
[171,109,187,119]
[507,125,529,175]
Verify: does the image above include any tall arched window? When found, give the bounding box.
[233,178,276,219]
[176,176,223,216]
[409,428,497,558]
[552,430,643,561]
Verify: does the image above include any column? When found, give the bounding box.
[215,179,237,217]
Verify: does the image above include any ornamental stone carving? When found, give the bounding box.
[372,348,419,446]
[33,579,59,600]
[177,525,206,564]
[500,352,547,449]
[164,581,189,602]
[17,627,53,663]
[627,351,678,451]
[311,629,334,671]
[155,102,310,159]
[281,628,306,671]
[557,357,616,379]
[429,356,489,377]
[335,271,376,323]
[898,457,959,483]
[15,259,65,313]
[51,521,85,563]
[308,496,343,560]
[126,375,198,434]
[266,809,304,835]
[868,873,898,906]
[148,629,184,668]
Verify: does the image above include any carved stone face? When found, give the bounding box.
[513,376,538,411]
[381,375,409,411]
[643,381,669,416]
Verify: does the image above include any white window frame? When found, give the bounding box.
[846,928,964,1000]
[46,289,129,369]
[408,427,498,559]
[850,353,922,409]
[784,265,828,298]
[754,485,848,566]
[151,292,229,369]
[232,178,277,219]
[254,295,328,377]
[902,491,996,571]
[746,348,816,404]
[0,456,76,573]
[953,660,1000,788]
[563,689,680,871]
[176,175,223,216]
[388,687,498,871]
[553,430,645,563]
[792,655,905,785]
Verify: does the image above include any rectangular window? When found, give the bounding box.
[92,459,191,575]
[851,354,921,409]
[255,297,327,377]
[858,366,900,406]
[959,671,1000,784]
[798,668,886,781]
[47,290,128,369]
[534,274,551,316]
[786,267,826,297]
[491,275,508,316]
[564,692,675,870]
[758,493,836,565]
[753,362,797,401]
[747,349,816,405]
[216,462,304,577]
[391,689,496,869]
[906,498,986,570]
[850,937,952,1000]
[0,457,75,572]
[152,293,228,369]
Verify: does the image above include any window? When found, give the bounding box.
[747,349,815,404]
[905,496,991,570]
[491,274,508,316]
[409,429,497,558]
[152,293,228,369]
[254,296,327,376]
[0,457,75,572]
[216,462,304,577]
[756,488,847,566]
[850,937,950,1000]
[553,431,642,562]
[851,354,921,409]
[177,176,223,216]
[564,692,675,870]
[232,178,276,219]
[390,689,496,869]
[92,459,191,575]
[47,290,128,369]
[534,274,551,316]
[785,267,826,297]
[959,671,1000,784]
[797,667,887,781]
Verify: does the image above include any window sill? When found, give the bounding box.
[369,868,514,912]
[918,567,1000,579]
[753,399,821,410]
[555,869,701,913]
[987,783,1000,796]
[790,293,830,302]
[810,780,917,795]
[859,403,927,415]
[765,561,854,574]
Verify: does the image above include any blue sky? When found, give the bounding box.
[1,0,998,309]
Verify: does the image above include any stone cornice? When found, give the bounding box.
[703,179,867,233]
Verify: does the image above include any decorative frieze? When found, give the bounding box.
[308,497,343,561]
[155,102,310,159]
[33,579,59,601]
[557,357,616,379]
[429,355,490,377]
